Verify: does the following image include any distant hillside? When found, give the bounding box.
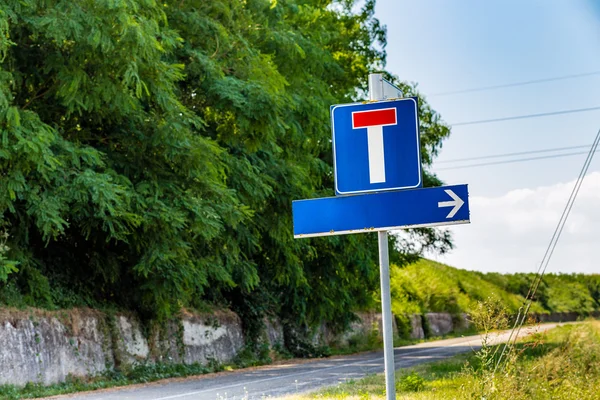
[390,259,600,317]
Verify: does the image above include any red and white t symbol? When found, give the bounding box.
[352,108,397,184]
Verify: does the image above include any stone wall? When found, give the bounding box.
[0,307,587,387]
[264,317,284,349]
[409,314,425,339]
[424,313,454,336]
[180,311,244,365]
[0,309,111,386]
[0,308,245,386]
[115,315,149,365]
[339,312,396,345]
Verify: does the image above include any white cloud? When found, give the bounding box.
[430,172,600,274]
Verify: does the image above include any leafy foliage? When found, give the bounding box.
[0,229,17,281]
[0,0,453,344]
[390,259,600,318]
[484,272,599,314]
[396,371,425,392]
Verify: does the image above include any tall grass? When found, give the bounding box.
[458,321,600,399]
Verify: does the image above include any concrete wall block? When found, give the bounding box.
[115,315,150,365]
[264,317,284,349]
[182,311,244,365]
[353,312,397,339]
[149,320,182,364]
[409,314,425,339]
[358,312,383,338]
[337,312,398,346]
[0,313,109,386]
[425,313,454,336]
[311,323,340,347]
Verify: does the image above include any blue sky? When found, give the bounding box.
[374,0,600,273]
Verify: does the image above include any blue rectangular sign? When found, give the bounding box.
[331,98,422,195]
[293,185,470,238]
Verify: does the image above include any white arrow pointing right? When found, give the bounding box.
[438,189,465,218]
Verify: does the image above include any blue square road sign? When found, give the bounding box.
[331,98,422,195]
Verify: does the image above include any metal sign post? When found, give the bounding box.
[370,73,397,400]
[377,230,395,400]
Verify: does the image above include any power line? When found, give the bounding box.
[437,144,593,164]
[431,70,600,97]
[436,149,599,170]
[493,126,600,373]
[450,106,600,127]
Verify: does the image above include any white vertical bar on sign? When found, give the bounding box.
[369,72,396,400]
[367,73,386,184]
[367,126,386,183]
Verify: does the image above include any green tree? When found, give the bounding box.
[0,0,453,341]
[1,0,246,314]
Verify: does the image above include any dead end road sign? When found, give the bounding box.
[332,98,422,195]
[292,73,471,400]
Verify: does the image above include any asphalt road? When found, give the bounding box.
[46,323,560,400]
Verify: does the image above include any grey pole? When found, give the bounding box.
[377,231,396,400]
[369,73,396,400]
[368,73,385,101]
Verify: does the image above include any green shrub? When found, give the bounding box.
[397,372,425,392]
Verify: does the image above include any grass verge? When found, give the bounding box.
[284,320,600,400]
